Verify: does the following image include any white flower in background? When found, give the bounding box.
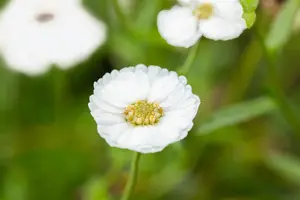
[157,0,247,48]
[89,64,200,153]
[0,0,107,75]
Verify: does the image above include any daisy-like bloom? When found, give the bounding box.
[0,0,107,75]
[89,64,200,153]
[157,0,247,48]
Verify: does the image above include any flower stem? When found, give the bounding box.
[121,152,141,200]
[111,0,132,31]
[177,42,200,76]
[53,69,67,124]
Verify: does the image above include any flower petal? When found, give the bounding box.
[0,45,51,75]
[93,113,125,125]
[88,97,123,114]
[157,6,202,48]
[50,7,107,68]
[147,65,161,85]
[160,83,186,109]
[199,2,246,40]
[199,16,246,40]
[214,0,244,19]
[98,123,129,142]
[117,126,169,153]
[147,70,179,102]
[0,0,107,74]
[98,70,150,107]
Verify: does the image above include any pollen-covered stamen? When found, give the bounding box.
[194,3,214,19]
[35,13,55,23]
[124,100,164,126]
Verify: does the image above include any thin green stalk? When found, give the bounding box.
[177,43,200,76]
[121,152,141,200]
[53,69,67,124]
[255,31,300,134]
[111,0,132,31]
[0,69,19,133]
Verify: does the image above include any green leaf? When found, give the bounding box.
[266,154,300,185]
[266,0,300,52]
[243,12,256,28]
[240,0,259,12]
[197,97,276,135]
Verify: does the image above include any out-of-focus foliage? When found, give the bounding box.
[266,0,300,51]
[1,0,300,200]
[197,97,276,135]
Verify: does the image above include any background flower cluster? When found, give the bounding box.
[1,0,300,199]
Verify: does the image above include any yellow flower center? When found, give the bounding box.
[124,100,164,126]
[194,3,214,19]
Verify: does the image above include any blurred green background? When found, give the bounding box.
[1,0,300,199]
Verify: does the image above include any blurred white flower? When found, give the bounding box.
[157,0,246,48]
[89,64,200,153]
[0,0,107,75]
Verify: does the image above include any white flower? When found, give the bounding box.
[0,0,107,75]
[88,64,200,154]
[157,0,246,48]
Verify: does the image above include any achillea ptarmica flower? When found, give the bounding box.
[89,64,200,153]
[0,0,107,75]
[157,0,247,48]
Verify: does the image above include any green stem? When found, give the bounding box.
[0,69,19,133]
[256,31,300,134]
[177,42,200,76]
[111,0,132,31]
[121,152,141,200]
[53,69,66,124]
